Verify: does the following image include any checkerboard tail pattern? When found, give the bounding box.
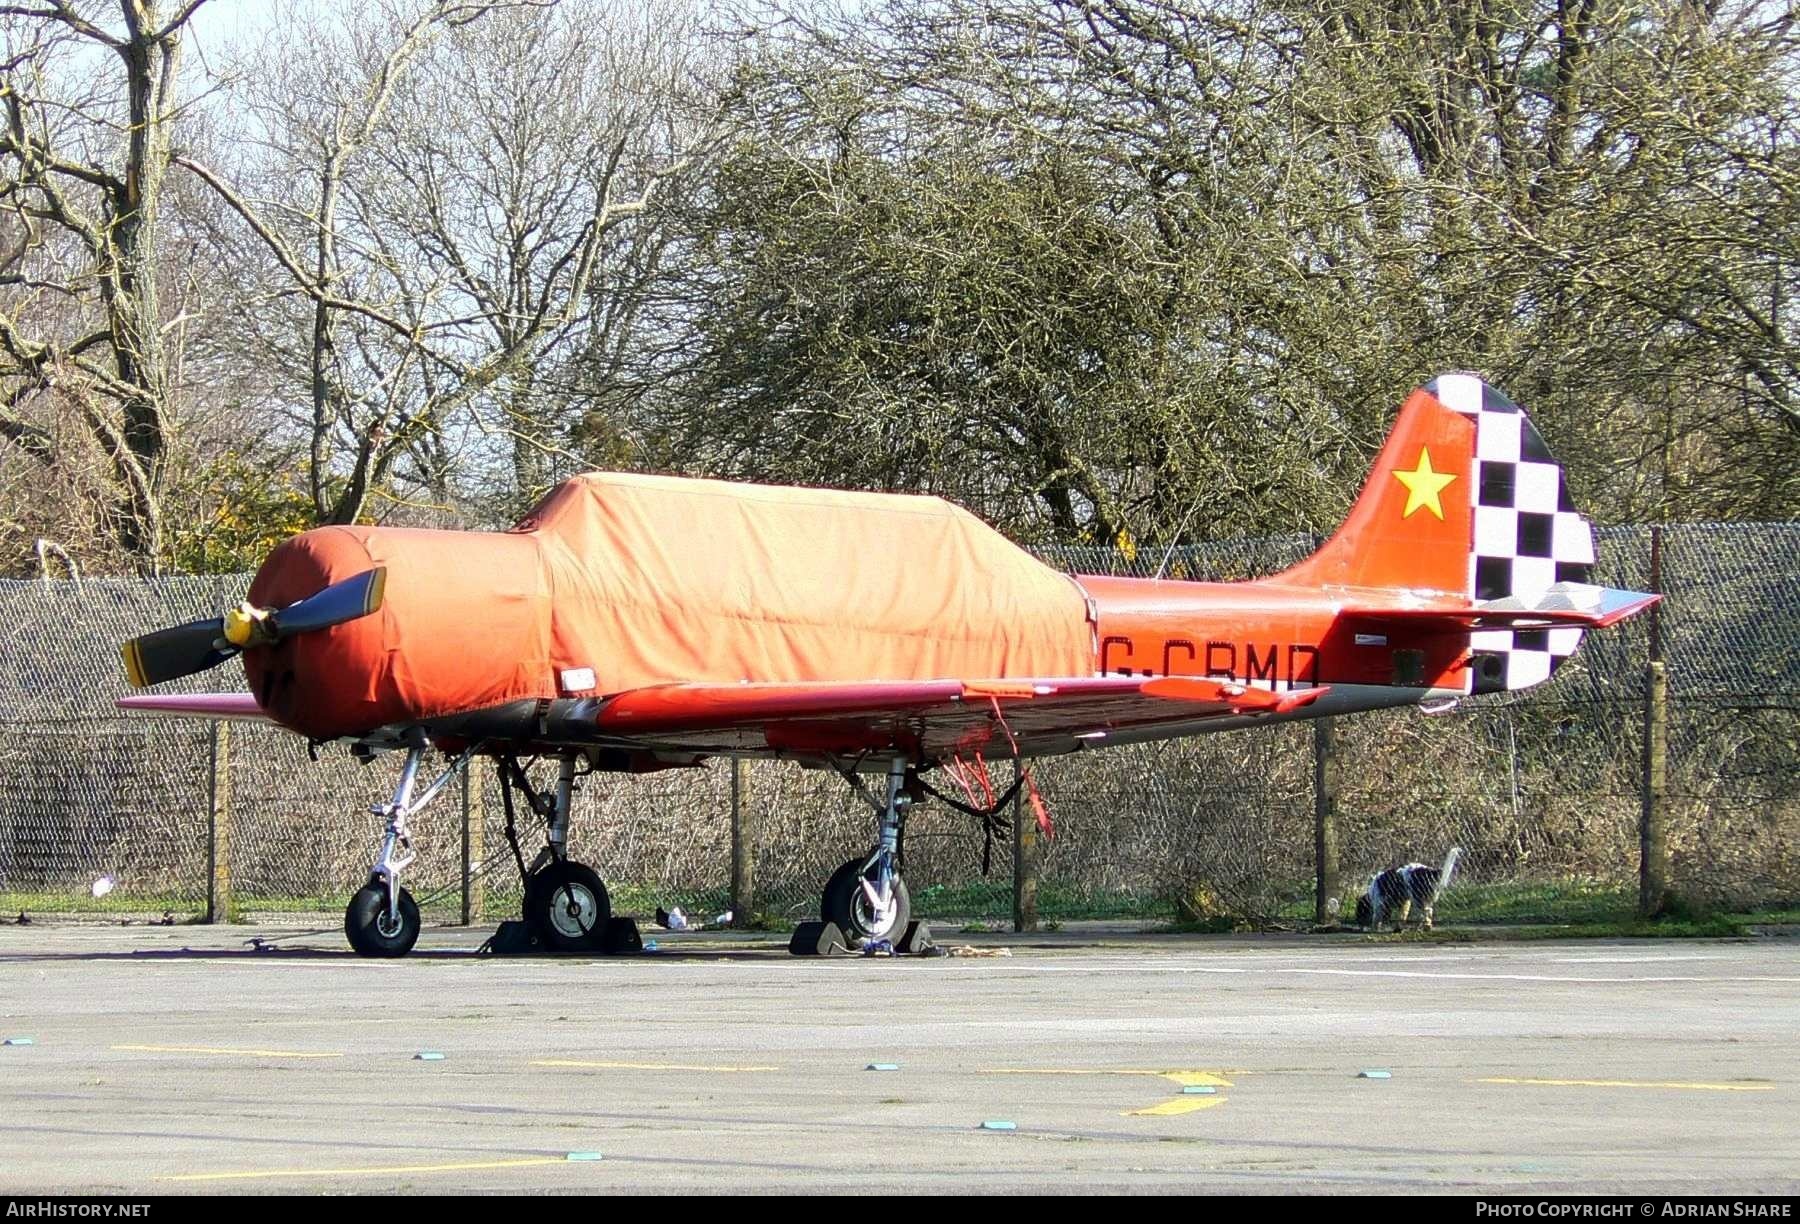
[1426,374,1596,694]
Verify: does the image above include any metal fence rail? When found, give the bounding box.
[0,523,1794,925]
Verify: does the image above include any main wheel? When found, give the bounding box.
[527,860,611,953]
[345,880,421,958]
[821,855,911,944]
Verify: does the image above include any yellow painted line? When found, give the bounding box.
[1478,1077,1774,1092]
[981,1068,1233,1088]
[1126,1095,1226,1117]
[532,1059,779,1072]
[158,1157,566,1184]
[113,1043,343,1059]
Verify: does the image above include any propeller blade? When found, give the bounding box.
[120,618,233,689]
[120,567,386,689]
[270,567,387,639]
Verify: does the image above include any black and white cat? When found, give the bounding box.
[1355,848,1462,930]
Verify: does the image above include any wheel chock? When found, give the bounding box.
[789,920,848,956]
[898,920,934,955]
[480,920,541,955]
[603,916,643,955]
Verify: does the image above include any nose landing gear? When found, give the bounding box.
[344,739,476,958]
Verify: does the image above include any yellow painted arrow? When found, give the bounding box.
[1127,1095,1226,1117]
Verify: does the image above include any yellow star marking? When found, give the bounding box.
[1392,445,1456,520]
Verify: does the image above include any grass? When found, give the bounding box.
[1439,880,1641,925]
[1727,906,1800,925]
[1154,878,1800,940]
[0,890,204,917]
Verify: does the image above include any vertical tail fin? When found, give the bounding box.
[1274,374,1597,598]
[1272,374,1627,694]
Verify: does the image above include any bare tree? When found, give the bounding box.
[183,0,707,527]
[0,0,211,571]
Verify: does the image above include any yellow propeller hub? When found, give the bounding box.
[222,602,273,649]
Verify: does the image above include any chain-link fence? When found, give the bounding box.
[0,524,1794,926]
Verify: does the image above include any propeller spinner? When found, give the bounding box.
[120,567,387,688]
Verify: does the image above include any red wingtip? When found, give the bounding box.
[1275,686,1330,715]
[116,693,269,721]
[1592,591,1662,629]
[1143,676,1318,715]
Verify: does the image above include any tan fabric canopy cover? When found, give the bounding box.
[246,473,1092,739]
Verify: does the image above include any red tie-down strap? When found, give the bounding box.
[987,696,1053,841]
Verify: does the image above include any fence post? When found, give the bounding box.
[1640,525,1670,918]
[1012,759,1038,932]
[461,761,484,925]
[1314,716,1340,924]
[207,721,233,923]
[730,758,755,925]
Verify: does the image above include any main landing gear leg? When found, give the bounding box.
[345,740,477,958]
[820,757,914,944]
[497,752,612,953]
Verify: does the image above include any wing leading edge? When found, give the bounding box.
[592,675,1329,759]
[110,677,1332,762]
[115,693,272,722]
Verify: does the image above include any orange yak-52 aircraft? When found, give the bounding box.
[118,374,1656,956]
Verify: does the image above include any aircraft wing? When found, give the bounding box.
[590,675,1328,759]
[115,693,272,722]
[111,678,1333,761]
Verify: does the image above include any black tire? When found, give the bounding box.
[345,881,421,958]
[821,855,911,944]
[819,858,862,921]
[527,860,611,953]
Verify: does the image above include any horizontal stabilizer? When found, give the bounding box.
[1347,582,1659,633]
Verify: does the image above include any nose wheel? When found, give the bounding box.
[345,880,421,957]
